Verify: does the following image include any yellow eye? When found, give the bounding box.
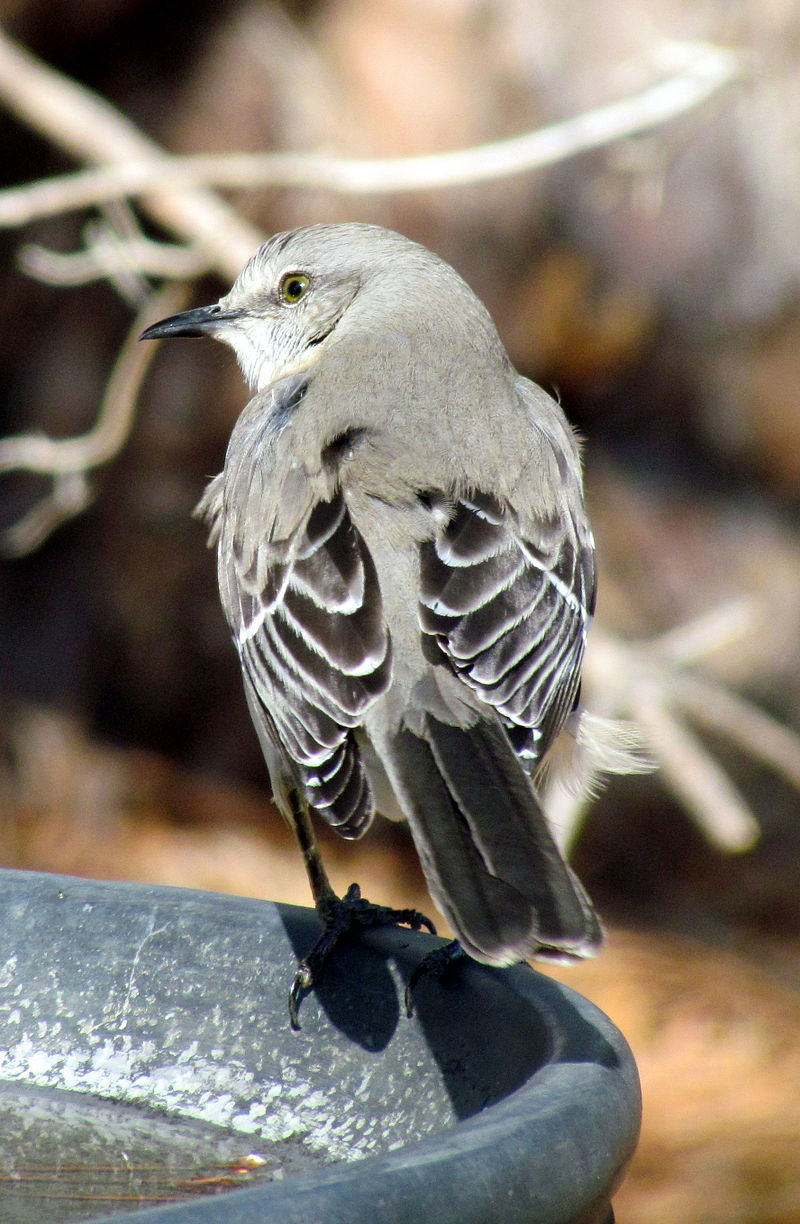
[279,272,310,304]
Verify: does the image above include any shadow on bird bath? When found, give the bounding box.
[0,870,639,1224]
[280,906,619,1122]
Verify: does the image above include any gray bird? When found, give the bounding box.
[141,223,639,1016]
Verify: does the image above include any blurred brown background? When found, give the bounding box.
[1,2,800,1220]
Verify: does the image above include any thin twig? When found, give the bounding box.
[0,282,189,556]
[554,614,800,854]
[652,597,760,667]
[0,39,740,226]
[0,470,94,558]
[0,28,262,276]
[671,672,800,791]
[632,690,760,852]
[19,234,207,288]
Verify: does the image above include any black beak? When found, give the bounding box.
[139,304,238,341]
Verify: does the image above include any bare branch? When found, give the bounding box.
[631,689,761,852]
[19,232,206,289]
[0,470,93,558]
[652,597,761,667]
[0,28,262,276]
[0,282,189,556]
[0,38,740,227]
[672,672,800,792]
[555,612,800,854]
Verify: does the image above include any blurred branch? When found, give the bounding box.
[651,597,759,665]
[19,230,207,291]
[549,610,800,855]
[672,673,800,792]
[0,27,262,277]
[633,690,761,851]
[0,37,740,225]
[0,27,259,553]
[0,282,188,556]
[19,203,155,307]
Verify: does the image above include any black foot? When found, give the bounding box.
[289,883,436,1029]
[404,939,465,1016]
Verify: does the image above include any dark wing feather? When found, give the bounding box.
[224,489,391,836]
[419,491,594,769]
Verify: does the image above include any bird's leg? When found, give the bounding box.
[287,792,436,1029]
[289,788,338,912]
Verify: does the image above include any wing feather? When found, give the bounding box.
[420,491,594,771]
[221,488,391,835]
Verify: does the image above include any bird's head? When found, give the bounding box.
[140,223,434,392]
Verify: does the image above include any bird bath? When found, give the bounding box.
[0,870,640,1223]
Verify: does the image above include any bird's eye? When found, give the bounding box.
[279,272,311,304]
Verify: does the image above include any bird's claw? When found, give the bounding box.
[404,939,464,1016]
[289,961,314,1030]
[289,882,436,1028]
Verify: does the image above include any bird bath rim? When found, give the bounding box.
[0,869,640,1223]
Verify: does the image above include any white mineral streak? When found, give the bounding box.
[0,1005,401,1162]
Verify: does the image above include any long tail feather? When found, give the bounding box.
[376,714,603,966]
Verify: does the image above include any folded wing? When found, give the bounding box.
[419,490,595,770]
[220,488,392,836]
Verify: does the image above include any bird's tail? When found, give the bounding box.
[376,713,603,966]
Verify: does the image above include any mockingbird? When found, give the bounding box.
[142,223,642,1024]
